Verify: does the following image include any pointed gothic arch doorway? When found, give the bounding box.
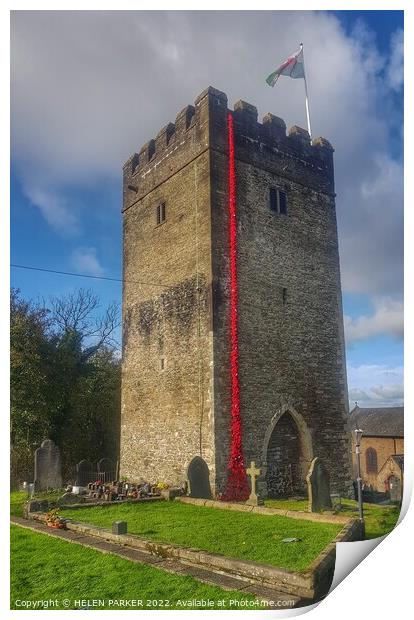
[263,408,313,498]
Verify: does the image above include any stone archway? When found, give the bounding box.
[262,407,313,498]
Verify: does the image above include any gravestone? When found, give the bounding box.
[306,457,332,512]
[112,521,128,535]
[34,439,62,491]
[187,456,212,499]
[246,461,264,506]
[75,460,95,486]
[388,475,402,502]
[27,499,49,514]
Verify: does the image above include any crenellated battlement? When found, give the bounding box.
[122,103,198,178]
[123,86,335,209]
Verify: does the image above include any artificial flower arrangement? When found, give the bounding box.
[156,481,169,490]
[45,507,66,529]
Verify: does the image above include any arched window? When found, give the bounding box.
[366,447,378,474]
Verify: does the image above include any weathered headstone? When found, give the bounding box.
[246,461,264,506]
[34,439,62,491]
[26,499,49,514]
[388,475,402,502]
[187,456,212,499]
[75,460,95,486]
[112,521,128,535]
[306,457,332,512]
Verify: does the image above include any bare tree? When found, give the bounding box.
[50,289,120,360]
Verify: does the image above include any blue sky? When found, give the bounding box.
[10,10,403,409]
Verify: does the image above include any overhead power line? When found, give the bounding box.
[10,263,170,289]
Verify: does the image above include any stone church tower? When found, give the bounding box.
[120,86,351,498]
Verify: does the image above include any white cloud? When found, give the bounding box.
[348,363,403,385]
[348,363,404,407]
[344,297,404,344]
[339,154,403,295]
[71,247,104,277]
[10,11,403,297]
[25,184,79,234]
[349,383,404,408]
[348,387,370,403]
[370,384,404,400]
[386,29,404,91]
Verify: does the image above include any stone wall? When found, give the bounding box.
[120,90,220,488]
[121,86,352,496]
[210,94,351,495]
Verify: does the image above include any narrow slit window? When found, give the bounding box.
[282,287,287,305]
[278,190,287,215]
[157,202,166,225]
[269,187,288,215]
[269,187,278,212]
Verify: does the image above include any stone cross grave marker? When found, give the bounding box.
[34,439,62,491]
[306,457,332,512]
[246,461,263,506]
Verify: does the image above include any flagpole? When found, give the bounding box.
[300,43,312,140]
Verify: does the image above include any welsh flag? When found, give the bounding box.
[266,46,305,87]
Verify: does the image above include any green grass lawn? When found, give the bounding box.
[11,491,27,517]
[59,500,342,571]
[339,499,401,539]
[10,525,259,610]
[12,490,399,545]
[265,498,401,540]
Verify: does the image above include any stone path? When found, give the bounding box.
[11,516,308,607]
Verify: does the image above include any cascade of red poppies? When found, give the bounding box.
[222,112,250,502]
